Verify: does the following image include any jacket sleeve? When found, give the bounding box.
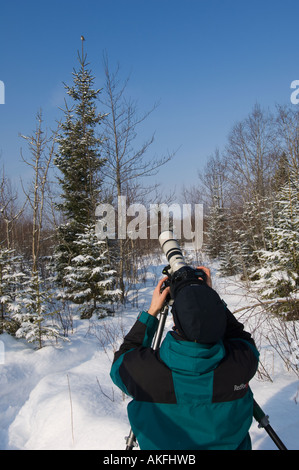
[211,306,260,403]
[223,306,259,374]
[224,306,257,346]
[110,311,158,395]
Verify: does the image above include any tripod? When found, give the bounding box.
[125,301,287,451]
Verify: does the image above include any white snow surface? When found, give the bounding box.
[0,259,298,451]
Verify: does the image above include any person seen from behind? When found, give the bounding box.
[110,266,259,450]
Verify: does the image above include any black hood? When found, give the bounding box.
[172,283,227,344]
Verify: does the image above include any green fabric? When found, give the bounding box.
[159,331,226,375]
[127,332,254,450]
[110,311,257,450]
[128,397,253,450]
[110,352,132,397]
[138,310,158,347]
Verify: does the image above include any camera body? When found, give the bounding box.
[159,231,207,299]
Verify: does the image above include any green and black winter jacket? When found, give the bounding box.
[110,308,259,450]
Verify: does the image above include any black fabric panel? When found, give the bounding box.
[113,320,147,364]
[212,340,258,403]
[119,348,177,404]
[224,308,257,348]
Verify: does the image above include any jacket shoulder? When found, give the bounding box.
[118,347,177,404]
[212,339,258,403]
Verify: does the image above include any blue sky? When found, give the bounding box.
[0,0,299,196]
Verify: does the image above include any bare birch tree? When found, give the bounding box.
[100,54,173,300]
[225,104,277,204]
[20,111,59,273]
[0,168,25,250]
[17,111,61,347]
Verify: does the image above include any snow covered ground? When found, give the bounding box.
[0,258,298,451]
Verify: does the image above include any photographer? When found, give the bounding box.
[110,267,259,450]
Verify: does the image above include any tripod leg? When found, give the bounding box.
[263,424,288,450]
[152,304,169,350]
[253,399,287,450]
[125,429,138,450]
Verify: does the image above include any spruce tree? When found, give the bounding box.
[61,225,120,318]
[0,248,26,334]
[253,169,299,297]
[204,194,226,259]
[12,271,63,348]
[54,40,119,317]
[219,240,241,276]
[54,41,106,282]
